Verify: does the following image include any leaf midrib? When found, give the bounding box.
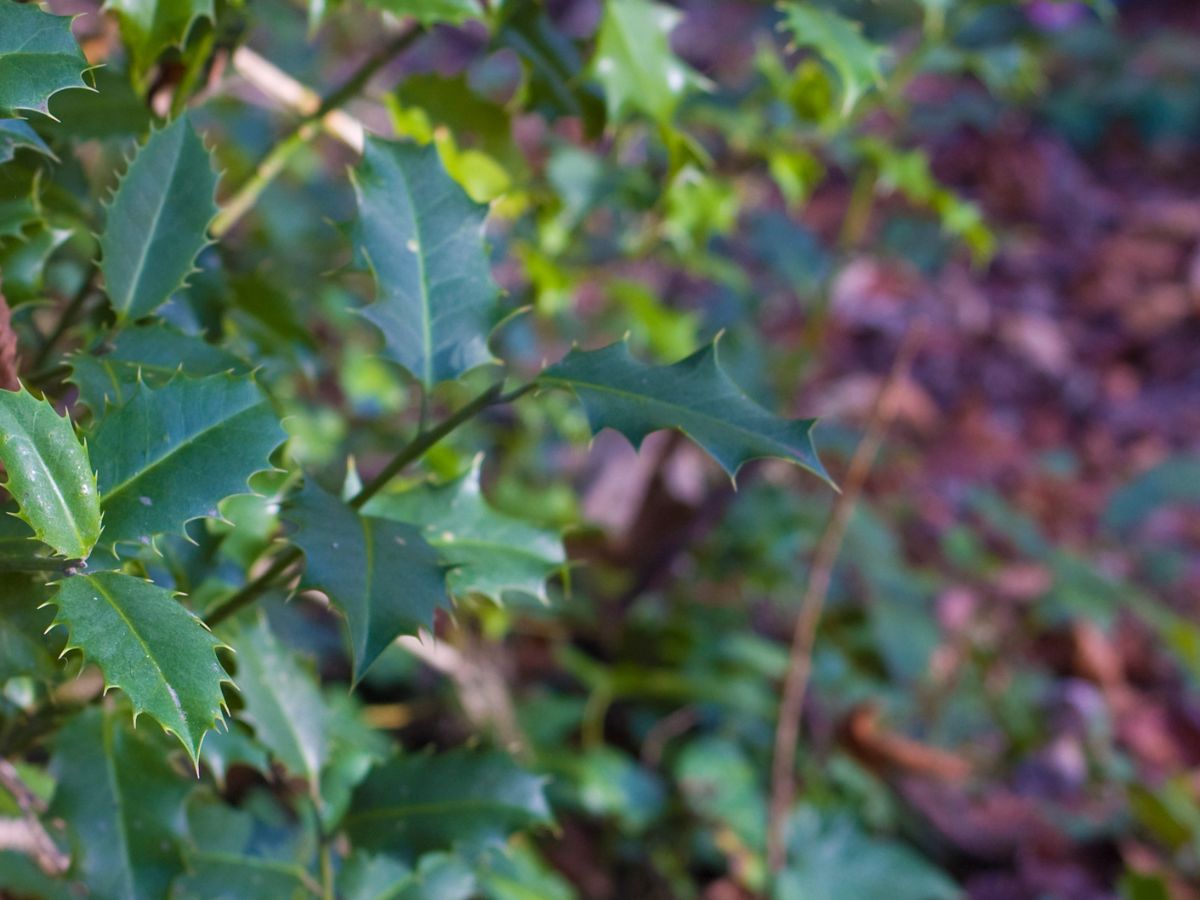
[100,395,265,505]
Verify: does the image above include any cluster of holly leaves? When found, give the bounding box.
[0,0,1086,896]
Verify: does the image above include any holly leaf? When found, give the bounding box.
[68,322,248,414]
[228,615,328,789]
[589,0,707,127]
[89,372,285,547]
[285,481,448,682]
[0,0,93,117]
[359,0,481,25]
[345,750,552,855]
[48,572,230,765]
[340,853,476,900]
[0,387,101,559]
[539,339,831,485]
[49,707,192,900]
[0,119,55,165]
[104,0,215,84]
[352,138,499,389]
[780,4,885,117]
[0,574,58,681]
[99,114,218,323]
[365,457,565,604]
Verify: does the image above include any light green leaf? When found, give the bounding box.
[285,481,447,682]
[0,0,93,117]
[352,137,499,388]
[780,4,885,117]
[104,0,214,83]
[359,0,481,26]
[365,457,564,604]
[49,572,230,763]
[539,339,831,484]
[68,322,248,414]
[0,119,54,165]
[0,386,101,559]
[228,615,328,789]
[49,707,191,900]
[589,0,706,126]
[89,373,285,547]
[99,114,218,322]
[345,750,552,855]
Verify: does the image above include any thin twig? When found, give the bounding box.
[0,759,68,876]
[766,326,923,873]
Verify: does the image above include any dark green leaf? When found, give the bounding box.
[539,339,831,484]
[49,707,191,899]
[89,373,285,547]
[68,322,248,414]
[0,386,101,559]
[172,853,319,899]
[345,750,552,855]
[0,574,58,681]
[99,114,218,322]
[365,457,565,603]
[353,138,499,388]
[49,571,230,763]
[0,1,93,117]
[0,222,73,303]
[340,852,476,900]
[285,481,447,682]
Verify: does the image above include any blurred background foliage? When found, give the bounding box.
[3,0,1200,896]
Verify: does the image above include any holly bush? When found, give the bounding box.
[0,0,1111,897]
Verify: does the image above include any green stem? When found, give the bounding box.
[211,24,425,238]
[204,380,526,626]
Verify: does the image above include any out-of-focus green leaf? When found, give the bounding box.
[540,338,830,484]
[0,386,101,559]
[774,808,958,900]
[780,4,885,116]
[359,0,480,26]
[0,119,54,165]
[49,572,230,763]
[0,223,72,303]
[365,457,564,604]
[0,574,57,681]
[99,115,217,322]
[339,852,476,900]
[345,750,552,855]
[589,0,706,126]
[0,1,92,117]
[49,707,192,899]
[229,615,328,790]
[285,481,448,682]
[352,138,499,388]
[89,373,285,547]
